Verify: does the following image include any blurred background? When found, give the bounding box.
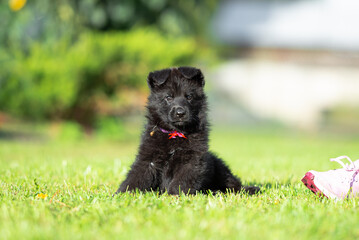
[1,0,359,141]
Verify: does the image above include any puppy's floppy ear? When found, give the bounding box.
[178,66,204,87]
[147,68,171,89]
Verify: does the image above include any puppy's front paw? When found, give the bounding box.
[243,186,261,195]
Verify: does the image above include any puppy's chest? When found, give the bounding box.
[143,133,206,172]
[152,147,187,168]
[151,147,188,187]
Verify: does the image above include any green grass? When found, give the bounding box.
[1,126,359,240]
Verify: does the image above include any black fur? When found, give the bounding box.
[115,67,259,195]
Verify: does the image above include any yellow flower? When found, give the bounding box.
[36,193,48,199]
[9,0,27,12]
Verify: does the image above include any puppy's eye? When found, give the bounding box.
[165,95,173,101]
[186,94,193,100]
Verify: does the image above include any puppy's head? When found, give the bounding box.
[147,67,206,131]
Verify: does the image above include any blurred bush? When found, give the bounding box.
[55,121,84,142]
[0,28,202,126]
[0,0,218,51]
[95,117,126,141]
[0,0,218,129]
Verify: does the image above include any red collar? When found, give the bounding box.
[159,128,187,139]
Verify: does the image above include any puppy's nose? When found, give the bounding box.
[176,107,186,118]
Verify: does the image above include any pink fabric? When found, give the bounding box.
[302,156,359,199]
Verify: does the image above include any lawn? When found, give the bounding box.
[1,126,359,240]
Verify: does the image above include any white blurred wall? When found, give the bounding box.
[212,60,359,128]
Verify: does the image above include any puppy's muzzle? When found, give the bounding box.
[170,106,188,122]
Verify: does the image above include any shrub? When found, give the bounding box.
[0,28,201,126]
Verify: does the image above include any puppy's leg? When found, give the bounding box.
[207,153,242,192]
[167,163,202,195]
[242,186,260,195]
[222,167,260,195]
[223,167,260,195]
[115,160,158,194]
[210,153,260,195]
[224,174,243,193]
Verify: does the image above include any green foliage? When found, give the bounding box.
[0,0,219,50]
[0,0,219,126]
[0,28,200,124]
[95,117,126,141]
[56,122,84,141]
[1,128,359,239]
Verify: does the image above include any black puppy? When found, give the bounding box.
[115,67,259,195]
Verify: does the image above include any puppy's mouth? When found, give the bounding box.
[172,120,186,126]
[170,117,191,127]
